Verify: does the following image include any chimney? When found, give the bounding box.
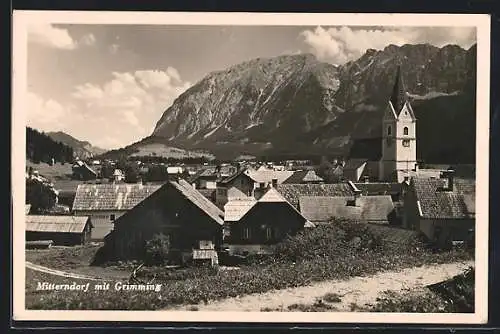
[441,169,455,191]
[271,178,278,188]
[414,163,419,172]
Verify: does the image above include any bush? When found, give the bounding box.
[144,233,170,266]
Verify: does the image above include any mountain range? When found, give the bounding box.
[47,131,107,159]
[110,43,477,164]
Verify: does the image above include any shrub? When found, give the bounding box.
[323,292,342,303]
[144,233,170,266]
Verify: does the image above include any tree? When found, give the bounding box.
[144,233,171,265]
[124,163,140,183]
[26,179,57,213]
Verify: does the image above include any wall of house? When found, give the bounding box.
[26,231,86,246]
[73,210,125,240]
[223,244,274,255]
[215,179,254,207]
[228,203,305,246]
[419,218,475,246]
[100,185,223,264]
[402,186,421,230]
[200,179,217,189]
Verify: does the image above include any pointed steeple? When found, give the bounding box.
[390,65,407,115]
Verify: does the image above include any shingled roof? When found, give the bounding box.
[72,183,162,211]
[298,195,395,223]
[170,179,224,225]
[354,182,402,196]
[276,183,355,209]
[245,170,295,184]
[412,177,475,219]
[282,170,324,184]
[26,215,91,233]
[224,199,257,222]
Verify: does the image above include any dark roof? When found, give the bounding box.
[218,168,248,185]
[412,177,475,219]
[72,183,162,211]
[170,179,224,225]
[26,215,91,233]
[344,159,368,171]
[283,170,324,184]
[354,183,402,196]
[276,183,355,209]
[299,195,394,223]
[390,65,407,115]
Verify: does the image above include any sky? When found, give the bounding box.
[26,24,476,150]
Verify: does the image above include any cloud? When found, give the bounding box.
[28,24,97,50]
[300,26,476,64]
[80,33,96,46]
[70,68,191,149]
[28,24,77,50]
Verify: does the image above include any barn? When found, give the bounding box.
[25,215,93,246]
[95,179,224,265]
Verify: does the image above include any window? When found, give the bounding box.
[265,227,273,240]
[387,126,392,136]
[403,127,409,135]
[110,214,116,221]
[242,227,251,240]
[403,139,410,147]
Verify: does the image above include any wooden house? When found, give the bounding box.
[215,168,295,208]
[72,183,162,240]
[72,160,98,181]
[97,179,224,265]
[25,215,93,246]
[223,188,309,255]
[403,171,475,248]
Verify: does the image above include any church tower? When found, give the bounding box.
[379,66,417,182]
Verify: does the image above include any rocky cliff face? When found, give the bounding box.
[147,43,476,162]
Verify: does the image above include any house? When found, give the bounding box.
[282,170,324,184]
[275,183,355,210]
[342,159,368,182]
[214,168,294,208]
[353,182,404,202]
[72,183,162,240]
[72,160,98,181]
[188,167,219,189]
[96,179,224,265]
[403,170,475,248]
[25,215,93,246]
[112,169,125,182]
[167,166,184,175]
[223,188,310,255]
[298,192,396,225]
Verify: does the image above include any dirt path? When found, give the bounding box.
[170,261,474,312]
[26,261,109,281]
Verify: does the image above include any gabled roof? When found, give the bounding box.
[343,159,368,172]
[298,195,395,223]
[72,183,162,211]
[282,170,324,184]
[276,183,355,209]
[26,215,91,233]
[245,170,295,184]
[412,177,475,219]
[171,179,224,225]
[258,187,287,202]
[224,199,257,222]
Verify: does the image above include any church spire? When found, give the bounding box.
[390,65,407,115]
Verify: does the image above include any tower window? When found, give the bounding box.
[403,139,410,147]
[387,126,392,136]
[404,127,409,135]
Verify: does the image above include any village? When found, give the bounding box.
[24,68,476,312]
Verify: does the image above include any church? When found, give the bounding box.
[343,66,439,183]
